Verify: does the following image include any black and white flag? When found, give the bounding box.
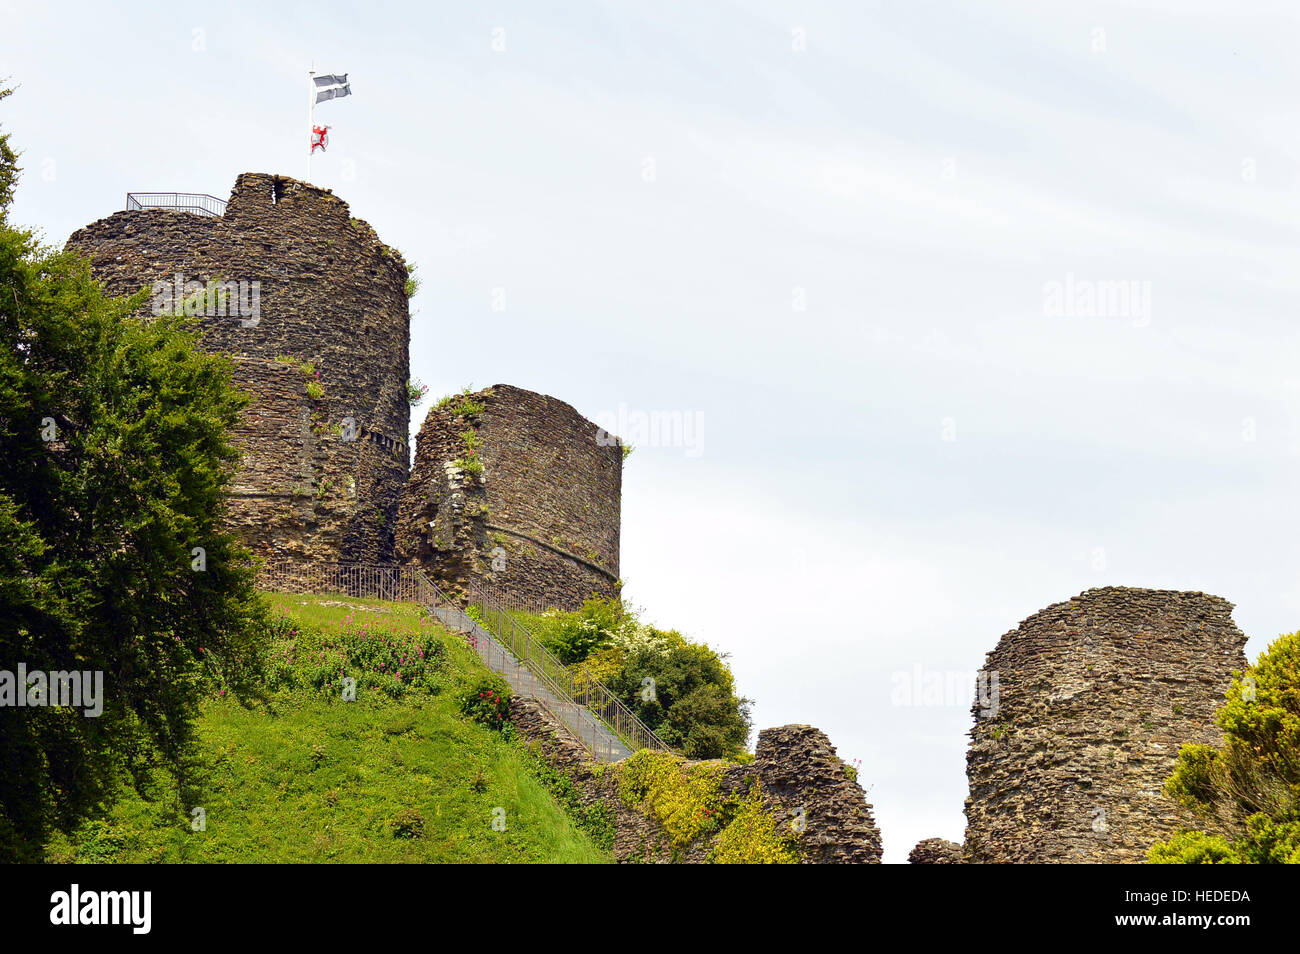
[314,73,351,104]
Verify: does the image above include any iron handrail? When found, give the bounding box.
[126,192,227,217]
[254,561,672,755]
[463,576,672,755]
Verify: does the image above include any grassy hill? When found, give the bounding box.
[43,594,612,864]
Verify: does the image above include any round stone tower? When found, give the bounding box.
[66,173,411,562]
[396,384,621,610]
[963,587,1247,863]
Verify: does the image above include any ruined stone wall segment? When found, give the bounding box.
[66,173,410,562]
[508,703,882,864]
[396,384,621,610]
[744,725,883,864]
[962,587,1248,864]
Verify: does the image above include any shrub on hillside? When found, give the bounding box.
[389,808,426,839]
[518,600,751,760]
[258,609,449,700]
[532,597,627,664]
[459,675,512,731]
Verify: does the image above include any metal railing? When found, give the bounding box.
[257,561,442,605]
[255,561,672,758]
[126,192,227,217]
[463,576,672,755]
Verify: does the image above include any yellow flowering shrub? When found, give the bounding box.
[709,782,798,865]
[617,751,723,846]
[617,752,800,863]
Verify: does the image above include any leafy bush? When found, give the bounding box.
[531,597,627,665]
[518,599,752,759]
[1148,831,1239,864]
[253,608,448,701]
[389,808,425,839]
[459,675,512,731]
[1150,630,1300,864]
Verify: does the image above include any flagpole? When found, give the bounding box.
[307,68,315,182]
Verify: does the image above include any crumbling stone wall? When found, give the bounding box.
[908,838,962,864]
[396,384,620,610]
[66,173,411,562]
[510,699,883,863]
[750,724,883,864]
[963,587,1247,863]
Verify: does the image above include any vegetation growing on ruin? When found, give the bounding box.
[1150,630,1300,864]
[406,377,429,406]
[454,395,486,417]
[451,423,486,476]
[708,781,799,864]
[274,353,326,400]
[617,750,723,846]
[615,751,797,863]
[432,385,495,418]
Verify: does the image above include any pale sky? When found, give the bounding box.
[5,0,1300,862]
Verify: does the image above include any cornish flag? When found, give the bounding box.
[314,73,351,104]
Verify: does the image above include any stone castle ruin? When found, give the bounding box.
[963,587,1247,863]
[66,175,619,607]
[68,174,412,563]
[67,176,1254,863]
[395,384,621,609]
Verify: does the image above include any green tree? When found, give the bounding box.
[523,598,752,759]
[0,88,268,860]
[602,628,752,759]
[1150,630,1300,864]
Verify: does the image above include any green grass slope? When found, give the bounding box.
[43,594,611,864]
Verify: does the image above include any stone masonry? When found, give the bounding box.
[66,174,411,563]
[396,384,621,610]
[908,838,963,864]
[963,587,1247,863]
[509,698,883,863]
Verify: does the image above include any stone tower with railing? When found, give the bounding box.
[66,173,412,563]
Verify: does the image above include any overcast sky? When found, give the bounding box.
[5,0,1300,862]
